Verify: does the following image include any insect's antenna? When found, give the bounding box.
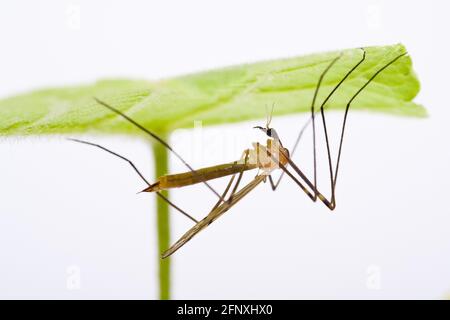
[93,98,223,201]
[68,138,199,223]
[332,51,408,190]
[267,102,275,128]
[67,138,150,186]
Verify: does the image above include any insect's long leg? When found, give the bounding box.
[314,51,406,208]
[268,48,367,191]
[310,54,343,199]
[161,172,266,259]
[209,150,250,211]
[263,145,317,200]
[160,150,253,259]
[154,192,198,223]
[93,98,224,201]
[281,156,333,208]
[228,150,250,203]
[278,163,318,202]
[313,48,366,207]
[266,54,341,191]
[264,145,333,208]
[68,138,198,223]
[67,138,151,185]
[332,52,407,192]
[163,150,251,257]
[211,173,237,211]
[317,49,366,204]
[270,51,408,210]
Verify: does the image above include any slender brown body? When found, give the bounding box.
[143,138,289,193]
[143,162,257,192]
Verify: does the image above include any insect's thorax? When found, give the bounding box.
[246,138,290,172]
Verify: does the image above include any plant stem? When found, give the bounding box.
[152,137,171,300]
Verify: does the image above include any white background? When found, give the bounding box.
[0,0,449,299]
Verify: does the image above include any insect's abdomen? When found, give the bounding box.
[142,162,257,192]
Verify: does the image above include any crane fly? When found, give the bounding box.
[70,48,407,258]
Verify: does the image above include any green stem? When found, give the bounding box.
[152,137,171,300]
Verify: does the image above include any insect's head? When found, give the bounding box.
[253,102,281,142]
[253,126,280,141]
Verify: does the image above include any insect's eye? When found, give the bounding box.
[269,128,280,141]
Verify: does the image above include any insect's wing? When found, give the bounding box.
[161,174,266,259]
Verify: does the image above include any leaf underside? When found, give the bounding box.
[0,44,425,136]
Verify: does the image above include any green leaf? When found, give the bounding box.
[0,43,425,136]
[0,44,427,300]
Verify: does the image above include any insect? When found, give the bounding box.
[70,48,407,258]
